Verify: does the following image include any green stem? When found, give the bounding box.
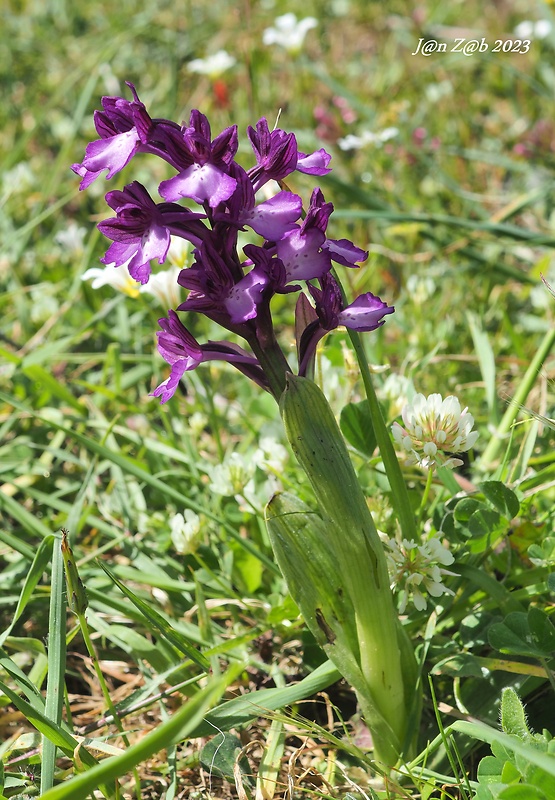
[347,329,418,542]
[278,375,419,765]
[478,326,555,470]
[416,467,434,528]
[248,331,290,400]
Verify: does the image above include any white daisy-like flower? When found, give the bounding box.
[384,534,457,613]
[139,265,182,309]
[392,392,478,469]
[170,510,203,555]
[263,13,318,54]
[82,263,141,297]
[187,50,236,78]
[166,236,193,269]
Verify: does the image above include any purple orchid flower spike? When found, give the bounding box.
[158,110,239,208]
[72,83,158,190]
[152,310,269,402]
[298,273,394,375]
[178,241,269,327]
[97,181,208,284]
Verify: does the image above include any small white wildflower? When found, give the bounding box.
[208,452,255,496]
[406,274,436,305]
[514,20,551,39]
[166,236,193,269]
[82,263,141,297]
[263,13,318,54]
[2,162,35,195]
[55,221,87,254]
[139,265,182,308]
[187,50,236,78]
[170,510,202,555]
[30,288,59,323]
[252,436,288,473]
[380,373,413,420]
[189,411,208,437]
[384,535,457,613]
[337,127,399,151]
[392,392,479,469]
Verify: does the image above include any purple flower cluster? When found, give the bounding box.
[73,83,394,401]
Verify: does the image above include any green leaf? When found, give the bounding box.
[0,535,54,647]
[339,400,377,457]
[468,507,502,539]
[431,653,485,678]
[477,754,505,784]
[528,607,555,655]
[200,733,252,784]
[501,688,532,739]
[489,613,547,658]
[498,785,548,799]
[192,659,341,737]
[480,482,520,519]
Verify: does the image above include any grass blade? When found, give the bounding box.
[41,539,67,793]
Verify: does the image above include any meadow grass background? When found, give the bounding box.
[1,0,555,798]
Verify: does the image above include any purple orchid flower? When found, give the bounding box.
[97,181,208,284]
[304,188,368,268]
[215,164,303,241]
[247,117,331,192]
[298,273,394,375]
[178,241,269,327]
[72,83,162,190]
[297,149,332,176]
[242,244,299,294]
[152,310,269,402]
[158,110,239,208]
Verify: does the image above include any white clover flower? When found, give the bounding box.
[82,263,141,297]
[187,50,236,78]
[392,392,478,469]
[208,452,255,496]
[139,265,182,308]
[170,510,203,555]
[263,13,318,54]
[514,20,551,39]
[384,535,457,613]
[337,127,399,151]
